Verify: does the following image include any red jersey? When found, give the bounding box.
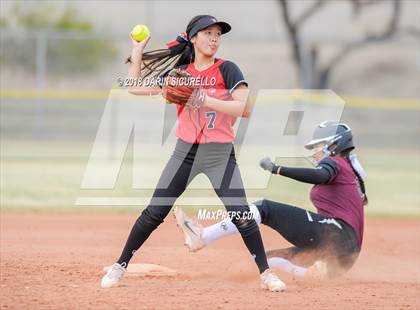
[310,156,365,246]
[163,59,247,144]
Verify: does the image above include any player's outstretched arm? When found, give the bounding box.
[259,157,336,184]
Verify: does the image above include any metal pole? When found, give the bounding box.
[144,1,155,35]
[298,43,313,89]
[36,31,47,90]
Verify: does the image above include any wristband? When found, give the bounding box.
[273,165,282,175]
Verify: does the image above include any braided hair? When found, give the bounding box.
[126,15,209,80]
[342,150,368,205]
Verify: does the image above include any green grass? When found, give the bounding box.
[1,141,419,217]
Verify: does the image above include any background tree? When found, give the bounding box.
[278,0,420,88]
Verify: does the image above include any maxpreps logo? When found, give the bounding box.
[76,89,346,207]
[196,209,257,221]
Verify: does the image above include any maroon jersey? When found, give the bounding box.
[310,156,365,246]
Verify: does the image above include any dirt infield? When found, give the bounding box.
[1,211,419,310]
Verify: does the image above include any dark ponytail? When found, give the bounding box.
[344,152,368,205]
[125,15,209,80]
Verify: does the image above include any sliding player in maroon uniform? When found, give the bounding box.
[175,121,367,278]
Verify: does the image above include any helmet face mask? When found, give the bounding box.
[304,121,354,166]
[305,141,333,166]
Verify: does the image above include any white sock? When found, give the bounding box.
[267,257,307,277]
[201,204,262,245]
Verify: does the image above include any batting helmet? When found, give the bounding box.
[305,121,354,156]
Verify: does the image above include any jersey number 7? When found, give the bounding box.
[205,111,216,129]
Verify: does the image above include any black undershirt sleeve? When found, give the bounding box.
[273,157,339,184]
[219,61,248,94]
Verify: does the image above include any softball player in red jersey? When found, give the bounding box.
[101,15,285,292]
[175,122,367,279]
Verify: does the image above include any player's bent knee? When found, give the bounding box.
[138,207,165,228]
[231,217,259,236]
[252,199,265,208]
